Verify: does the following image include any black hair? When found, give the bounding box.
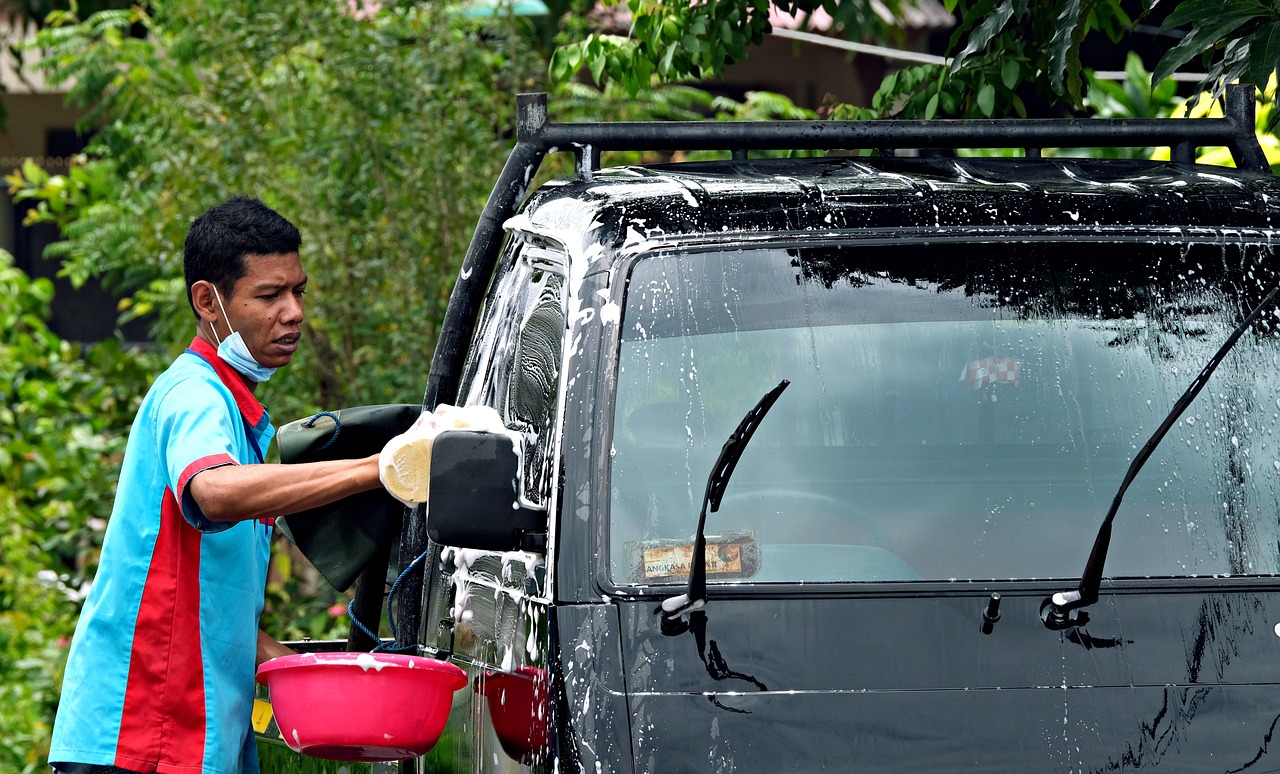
[183,196,302,318]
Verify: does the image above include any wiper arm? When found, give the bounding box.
[1046,286,1280,627]
[660,379,790,621]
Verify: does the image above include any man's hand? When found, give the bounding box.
[257,629,297,665]
[190,453,381,524]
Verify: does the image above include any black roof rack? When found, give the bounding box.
[527,86,1265,172]
[390,85,1270,650]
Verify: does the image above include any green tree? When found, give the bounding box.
[550,0,1280,121]
[0,249,164,772]
[550,0,908,96]
[9,0,524,422]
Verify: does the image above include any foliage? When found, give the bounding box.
[547,0,1280,123]
[907,0,1280,121]
[0,249,164,772]
[933,0,1280,121]
[547,0,1110,116]
[1151,0,1280,119]
[956,51,1186,159]
[7,0,521,423]
[854,53,1029,120]
[832,0,1139,120]
[550,0,907,96]
[938,0,1130,113]
[1084,51,1183,122]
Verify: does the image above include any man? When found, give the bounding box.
[48,197,382,774]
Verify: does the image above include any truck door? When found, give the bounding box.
[417,236,566,773]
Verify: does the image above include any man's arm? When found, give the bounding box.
[257,628,297,665]
[189,454,381,524]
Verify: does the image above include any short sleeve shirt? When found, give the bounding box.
[50,338,276,774]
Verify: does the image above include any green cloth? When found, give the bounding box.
[277,404,420,591]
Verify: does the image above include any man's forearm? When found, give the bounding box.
[257,629,297,665]
[190,454,381,523]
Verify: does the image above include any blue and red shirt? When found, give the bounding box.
[50,338,276,774]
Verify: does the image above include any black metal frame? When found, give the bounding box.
[374,84,1270,651]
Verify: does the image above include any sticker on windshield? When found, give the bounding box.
[626,533,761,583]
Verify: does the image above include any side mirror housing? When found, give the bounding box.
[427,430,548,553]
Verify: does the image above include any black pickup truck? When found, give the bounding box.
[259,85,1280,773]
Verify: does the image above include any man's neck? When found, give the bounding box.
[195,328,257,394]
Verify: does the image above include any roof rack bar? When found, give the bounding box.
[1225,85,1269,170]
[535,116,1251,152]
[575,144,601,179]
[521,85,1266,170]
[536,114,1259,157]
[1172,141,1195,165]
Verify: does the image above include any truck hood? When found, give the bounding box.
[564,590,1280,772]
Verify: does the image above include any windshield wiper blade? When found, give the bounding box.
[660,379,790,621]
[1045,285,1280,627]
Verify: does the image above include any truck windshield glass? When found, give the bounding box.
[607,240,1280,586]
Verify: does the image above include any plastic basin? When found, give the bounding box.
[256,652,467,762]
[475,666,549,764]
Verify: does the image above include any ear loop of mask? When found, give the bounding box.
[208,285,233,344]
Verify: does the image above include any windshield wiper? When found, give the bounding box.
[659,379,790,622]
[1045,285,1280,628]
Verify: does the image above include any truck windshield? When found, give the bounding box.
[607,240,1280,586]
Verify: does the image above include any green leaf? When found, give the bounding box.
[1123,50,1148,89]
[1162,0,1267,29]
[20,159,48,187]
[633,12,652,42]
[659,42,677,77]
[1048,0,1082,97]
[1001,59,1019,90]
[925,92,940,119]
[661,17,678,43]
[977,82,996,116]
[588,50,607,84]
[881,71,898,96]
[950,0,1014,73]
[1152,15,1258,85]
[1152,77,1178,103]
[1010,93,1028,118]
[548,47,570,83]
[1096,4,1133,42]
[1248,20,1280,86]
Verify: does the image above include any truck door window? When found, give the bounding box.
[460,242,566,505]
[608,241,1280,586]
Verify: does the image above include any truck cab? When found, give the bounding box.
[261,87,1280,773]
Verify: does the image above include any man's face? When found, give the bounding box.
[222,252,308,369]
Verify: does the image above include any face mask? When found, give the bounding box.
[209,286,277,383]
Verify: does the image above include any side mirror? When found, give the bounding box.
[427,430,548,553]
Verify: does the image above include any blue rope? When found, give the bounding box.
[302,411,342,452]
[346,549,432,653]
[346,596,383,647]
